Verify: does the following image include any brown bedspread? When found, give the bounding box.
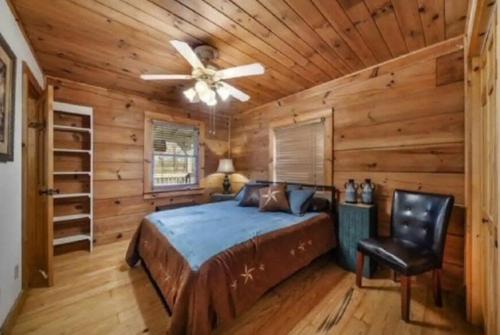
[126,208,336,335]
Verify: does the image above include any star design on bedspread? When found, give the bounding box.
[231,280,238,290]
[259,263,265,271]
[162,274,171,283]
[298,242,306,252]
[308,240,313,246]
[290,249,296,256]
[261,189,280,206]
[240,264,255,284]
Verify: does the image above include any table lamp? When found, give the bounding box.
[217,158,235,194]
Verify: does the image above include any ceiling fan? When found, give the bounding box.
[141,40,265,106]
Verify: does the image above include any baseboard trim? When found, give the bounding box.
[0,290,26,335]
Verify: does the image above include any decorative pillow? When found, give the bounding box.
[288,189,316,216]
[258,184,290,212]
[235,186,245,202]
[238,184,267,207]
[308,197,331,212]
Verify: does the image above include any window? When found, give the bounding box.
[273,122,325,185]
[151,120,199,190]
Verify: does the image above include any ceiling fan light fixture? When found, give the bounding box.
[199,88,216,104]
[216,85,230,101]
[206,96,217,106]
[195,80,210,95]
[183,88,197,102]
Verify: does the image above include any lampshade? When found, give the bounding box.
[217,158,235,174]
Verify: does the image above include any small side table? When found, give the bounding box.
[210,193,236,202]
[337,202,378,277]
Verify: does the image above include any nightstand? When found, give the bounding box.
[337,202,378,277]
[210,193,236,202]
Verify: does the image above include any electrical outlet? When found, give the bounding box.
[14,264,19,280]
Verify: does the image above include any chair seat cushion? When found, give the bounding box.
[357,237,439,276]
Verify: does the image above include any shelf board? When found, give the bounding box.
[53,171,91,176]
[53,234,91,246]
[53,148,91,154]
[53,213,91,223]
[53,193,90,199]
[54,125,91,133]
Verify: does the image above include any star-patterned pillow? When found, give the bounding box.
[258,184,290,212]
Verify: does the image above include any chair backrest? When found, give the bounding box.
[391,189,454,263]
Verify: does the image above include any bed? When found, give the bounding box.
[126,198,336,335]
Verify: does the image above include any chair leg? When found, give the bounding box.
[400,275,411,322]
[433,269,443,307]
[356,251,364,288]
[391,270,398,282]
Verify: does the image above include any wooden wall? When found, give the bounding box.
[231,37,466,290]
[49,77,229,245]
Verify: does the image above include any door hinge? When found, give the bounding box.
[38,188,60,196]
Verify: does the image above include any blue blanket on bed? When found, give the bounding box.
[145,200,321,270]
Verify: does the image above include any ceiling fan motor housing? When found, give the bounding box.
[194,45,219,65]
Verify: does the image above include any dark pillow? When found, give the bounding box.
[238,184,267,207]
[258,184,290,212]
[308,197,331,212]
[288,189,316,216]
[235,186,245,202]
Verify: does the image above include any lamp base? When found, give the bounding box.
[222,174,232,194]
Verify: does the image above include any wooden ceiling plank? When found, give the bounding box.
[39,52,182,101]
[417,0,446,45]
[337,0,393,62]
[312,0,378,66]
[230,0,339,78]
[284,0,365,72]
[41,2,266,113]
[363,0,409,57]
[258,0,351,75]
[445,0,469,38]
[94,0,295,97]
[391,0,427,51]
[199,0,331,84]
[132,0,312,92]
[168,0,319,90]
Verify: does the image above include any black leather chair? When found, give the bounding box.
[355,189,454,322]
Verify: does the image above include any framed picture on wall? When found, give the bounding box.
[0,33,16,162]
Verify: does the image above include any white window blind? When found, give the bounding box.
[273,122,325,185]
[152,121,199,189]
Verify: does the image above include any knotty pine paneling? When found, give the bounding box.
[231,40,465,290]
[49,77,229,245]
[12,0,467,113]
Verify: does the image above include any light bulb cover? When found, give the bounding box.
[216,85,230,101]
[183,88,197,102]
[195,80,210,94]
[206,96,217,106]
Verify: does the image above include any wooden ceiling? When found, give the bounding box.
[12,0,468,113]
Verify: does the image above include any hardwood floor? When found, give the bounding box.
[11,240,481,335]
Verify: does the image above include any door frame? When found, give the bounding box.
[21,62,43,289]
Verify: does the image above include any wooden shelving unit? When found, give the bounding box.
[52,101,93,252]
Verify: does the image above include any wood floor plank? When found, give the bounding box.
[12,240,481,335]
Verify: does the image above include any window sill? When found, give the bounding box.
[144,187,205,200]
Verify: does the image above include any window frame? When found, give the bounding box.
[269,111,332,186]
[144,112,205,195]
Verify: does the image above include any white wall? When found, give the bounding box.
[0,0,44,325]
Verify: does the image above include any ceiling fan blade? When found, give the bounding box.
[221,82,250,102]
[215,63,265,80]
[170,40,205,69]
[140,74,193,80]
